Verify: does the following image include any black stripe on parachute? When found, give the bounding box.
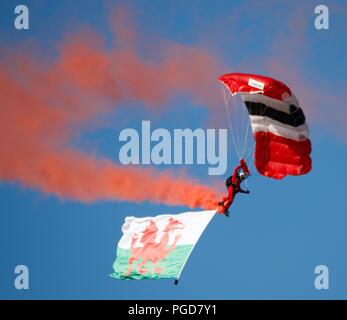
[245,101,306,127]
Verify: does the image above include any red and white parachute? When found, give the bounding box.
[219,73,312,179]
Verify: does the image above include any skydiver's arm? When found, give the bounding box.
[223,190,231,201]
[239,188,250,194]
[222,186,234,202]
[240,160,250,176]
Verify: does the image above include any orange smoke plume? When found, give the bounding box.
[0,8,223,209]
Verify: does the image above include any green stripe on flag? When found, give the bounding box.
[111,244,193,280]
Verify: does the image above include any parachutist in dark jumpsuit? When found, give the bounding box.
[218,159,250,217]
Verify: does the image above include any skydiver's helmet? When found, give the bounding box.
[239,171,247,181]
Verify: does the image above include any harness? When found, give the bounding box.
[231,183,240,193]
[225,177,241,193]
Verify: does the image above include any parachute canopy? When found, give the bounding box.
[219,73,312,179]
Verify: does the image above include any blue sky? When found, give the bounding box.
[0,0,346,299]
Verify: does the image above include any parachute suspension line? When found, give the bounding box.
[223,87,253,160]
[227,88,242,159]
[240,107,248,157]
[239,97,245,158]
[232,92,243,158]
[244,140,253,164]
[222,86,241,160]
[239,98,256,187]
[229,90,243,158]
[232,92,254,170]
[221,86,256,188]
[241,98,252,158]
[244,132,255,164]
[243,120,255,190]
[242,113,253,162]
[232,91,254,162]
[222,86,255,189]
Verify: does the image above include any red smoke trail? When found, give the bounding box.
[0,8,223,209]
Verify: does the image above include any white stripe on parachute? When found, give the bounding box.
[250,115,310,141]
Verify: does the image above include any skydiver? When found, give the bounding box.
[218,158,250,217]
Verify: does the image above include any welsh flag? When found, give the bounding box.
[111,210,216,281]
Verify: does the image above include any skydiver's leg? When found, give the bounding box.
[224,196,234,210]
[224,187,235,208]
[241,160,250,176]
[218,187,235,215]
[223,192,235,217]
[228,186,234,197]
[220,186,233,203]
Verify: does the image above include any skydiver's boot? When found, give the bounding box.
[223,209,230,217]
